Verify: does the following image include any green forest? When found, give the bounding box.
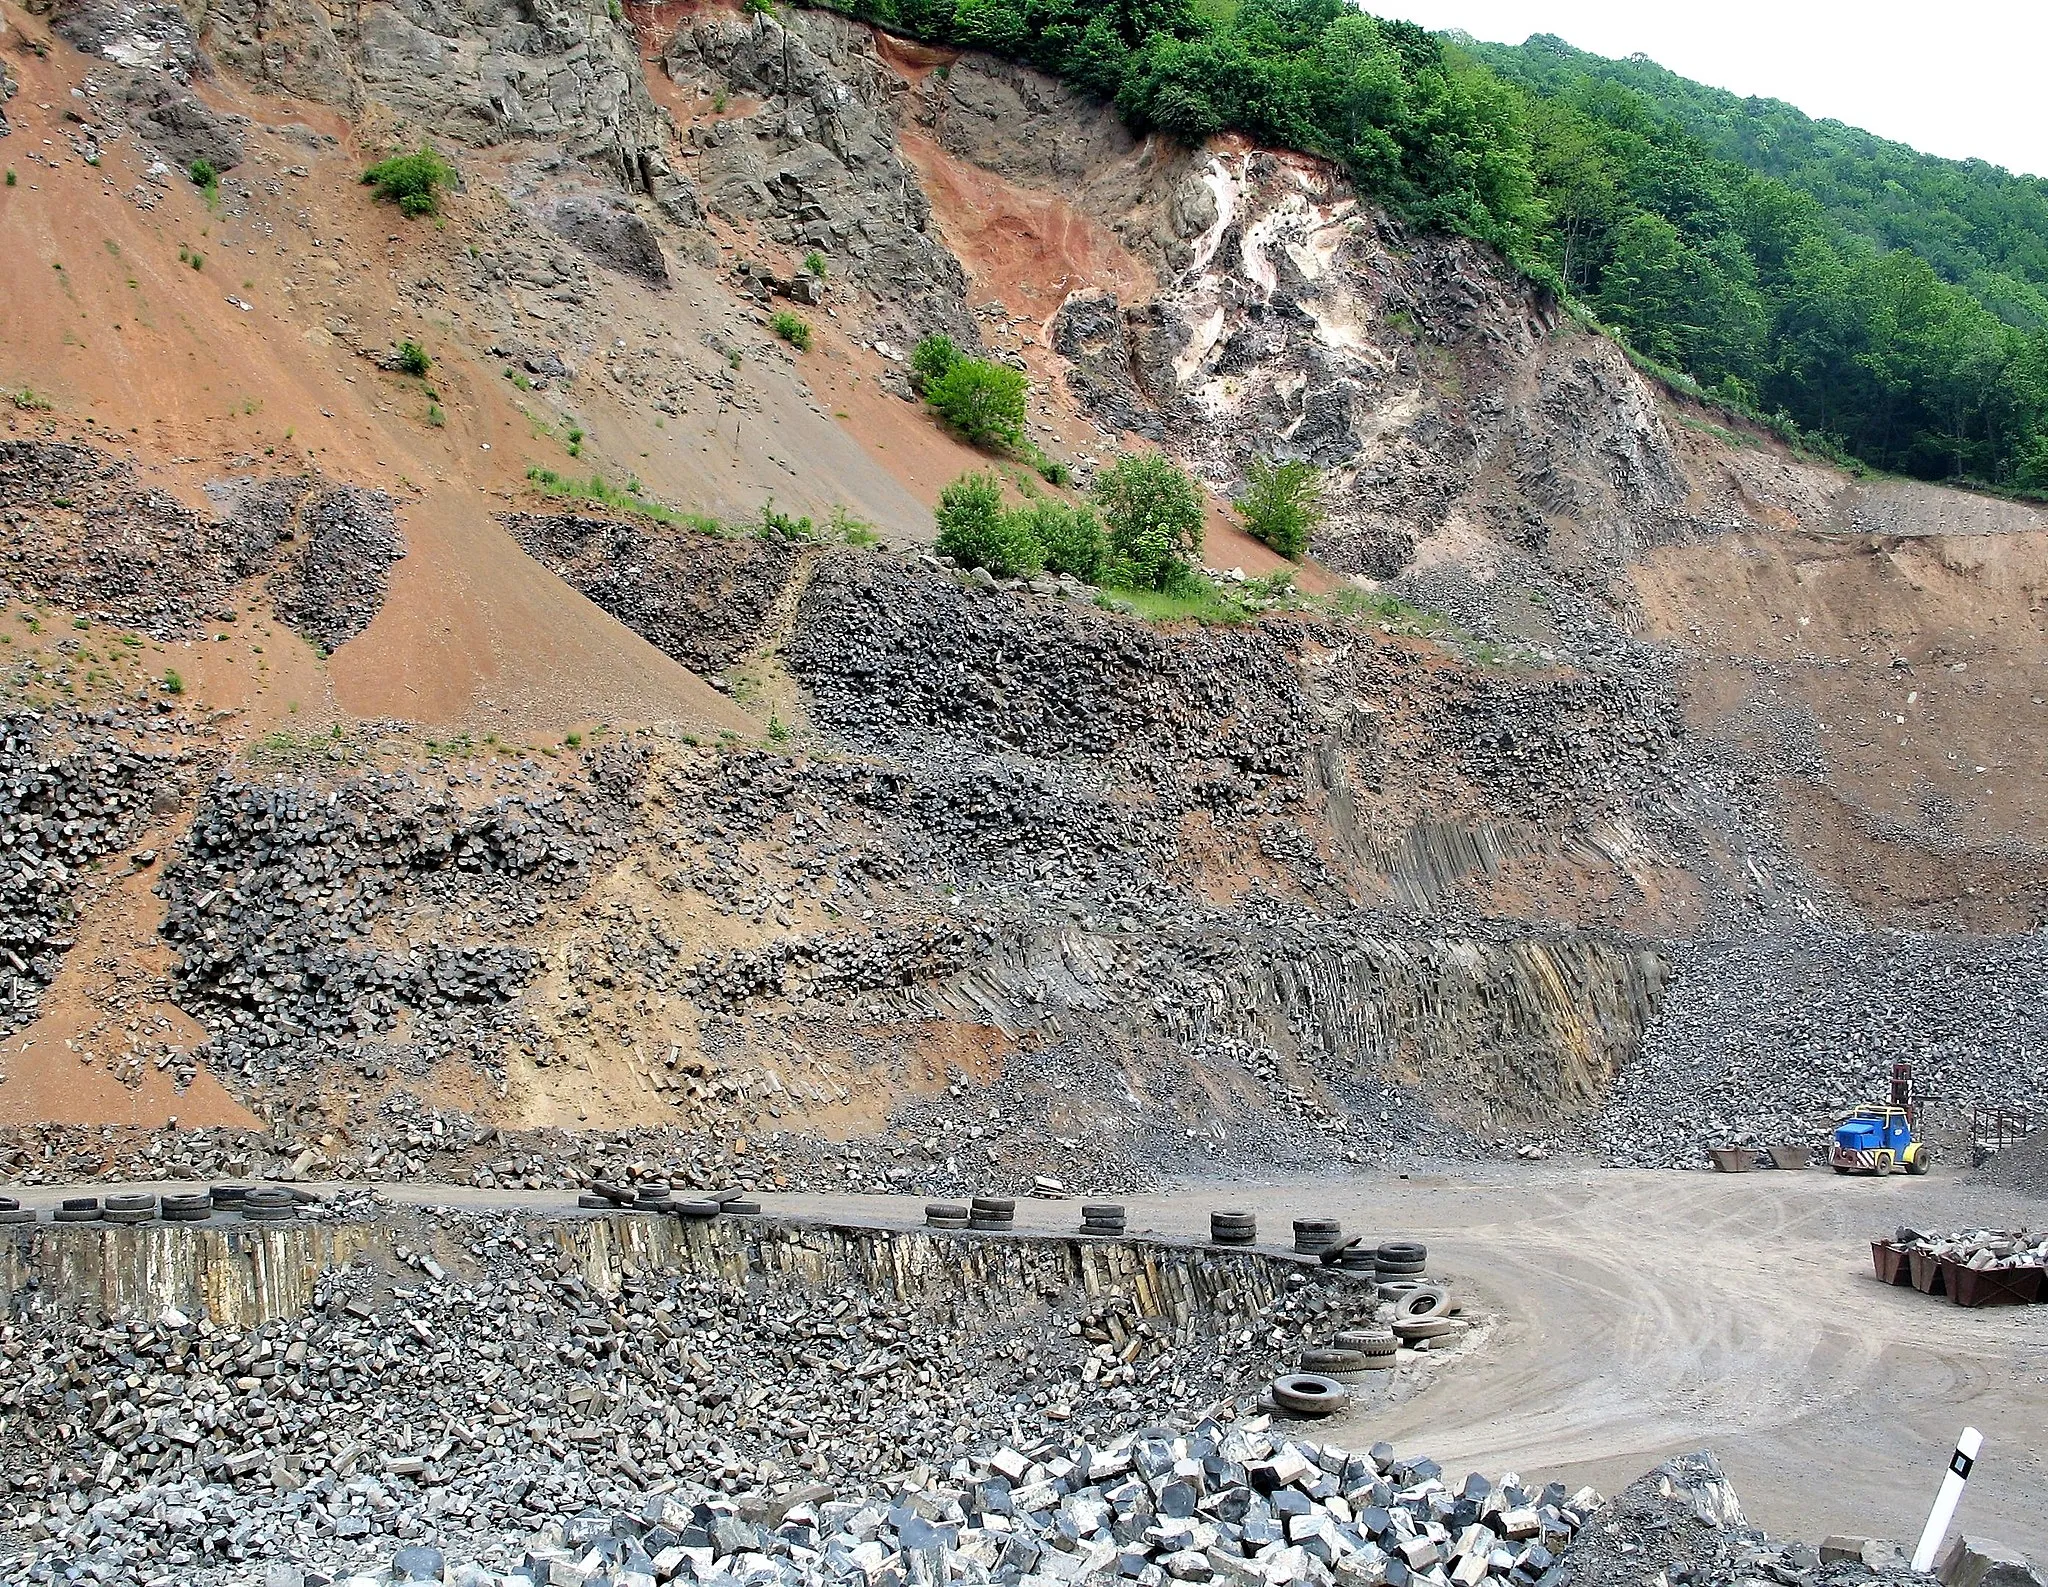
[795,0,2048,491]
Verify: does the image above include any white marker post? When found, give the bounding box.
[1911,1427,1982,1572]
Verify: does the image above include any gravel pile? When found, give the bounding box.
[1591,928,2048,1168]
[1554,1451,1928,1587]
[1981,1129,2048,1200]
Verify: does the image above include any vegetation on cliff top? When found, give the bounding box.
[796,0,2048,492]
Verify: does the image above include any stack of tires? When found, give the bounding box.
[210,1186,251,1213]
[1079,1203,1125,1237]
[54,1197,99,1223]
[1293,1217,1341,1255]
[243,1186,298,1222]
[162,1190,213,1223]
[1375,1240,1426,1285]
[710,1188,762,1215]
[672,1196,722,1219]
[1333,1326,1398,1375]
[925,1203,970,1230]
[968,1196,1015,1232]
[1210,1210,1256,1246]
[105,1193,159,1225]
[631,1182,673,1212]
[0,1195,33,1226]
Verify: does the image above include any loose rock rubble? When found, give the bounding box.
[1889,1226,2047,1273]
[0,1205,1479,1586]
[1556,1452,1936,1587]
[0,708,180,1028]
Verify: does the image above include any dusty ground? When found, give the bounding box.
[17,1164,2042,1554]
[763,1168,2048,1556]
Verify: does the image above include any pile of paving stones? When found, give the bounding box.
[4,1407,1585,1587]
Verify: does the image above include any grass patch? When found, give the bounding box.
[525,468,724,533]
[769,311,813,351]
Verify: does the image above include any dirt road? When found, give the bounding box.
[12,1164,2044,1552]
[761,1165,2048,1555]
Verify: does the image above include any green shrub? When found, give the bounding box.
[910,334,962,393]
[188,159,219,200]
[1233,455,1322,560]
[1094,452,1205,593]
[926,357,1027,451]
[803,250,828,280]
[756,501,817,542]
[769,311,813,351]
[935,472,1044,578]
[162,669,184,696]
[1022,498,1106,582]
[396,340,431,377]
[362,147,457,218]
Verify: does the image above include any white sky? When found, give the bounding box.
[1368,0,2048,180]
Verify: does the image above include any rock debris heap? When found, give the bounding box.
[0,1206,1411,1584]
[1891,1226,2047,1273]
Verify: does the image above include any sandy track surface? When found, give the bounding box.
[14,1165,2044,1552]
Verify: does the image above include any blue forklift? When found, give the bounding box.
[1831,1062,1930,1175]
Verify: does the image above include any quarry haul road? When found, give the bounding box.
[14,1164,2045,1553]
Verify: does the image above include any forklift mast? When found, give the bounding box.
[1892,1061,1915,1128]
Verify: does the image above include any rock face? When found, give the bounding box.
[546,191,672,286]
[662,11,979,345]
[158,751,642,1086]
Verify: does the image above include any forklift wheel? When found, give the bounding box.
[1907,1152,1931,1176]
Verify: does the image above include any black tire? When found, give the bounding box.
[161,1206,212,1223]
[926,1217,969,1231]
[1210,1210,1255,1227]
[672,1199,722,1219]
[1300,1348,1367,1373]
[1335,1329,1396,1355]
[967,1215,1013,1231]
[210,1185,251,1204]
[54,1206,98,1222]
[925,1204,970,1221]
[1270,1373,1348,1418]
[971,1197,1016,1217]
[578,1194,614,1209]
[106,1194,158,1213]
[162,1193,211,1212]
[1211,1230,1255,1245]
[61,1197,99,1212]
[245,1186,293,1204]
[1907,1151,1932,1176]
[0,1196,17,1211]
[0,1209,35,1225]
[1293,1218,1340,1234]
[105,1208,156,1225]
[720,1199,762,1216]
[1081,1204,1125,1221]
[244,1203,296,1220]
[590,1181,635,1205]
[1377,1241,1426,1263]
